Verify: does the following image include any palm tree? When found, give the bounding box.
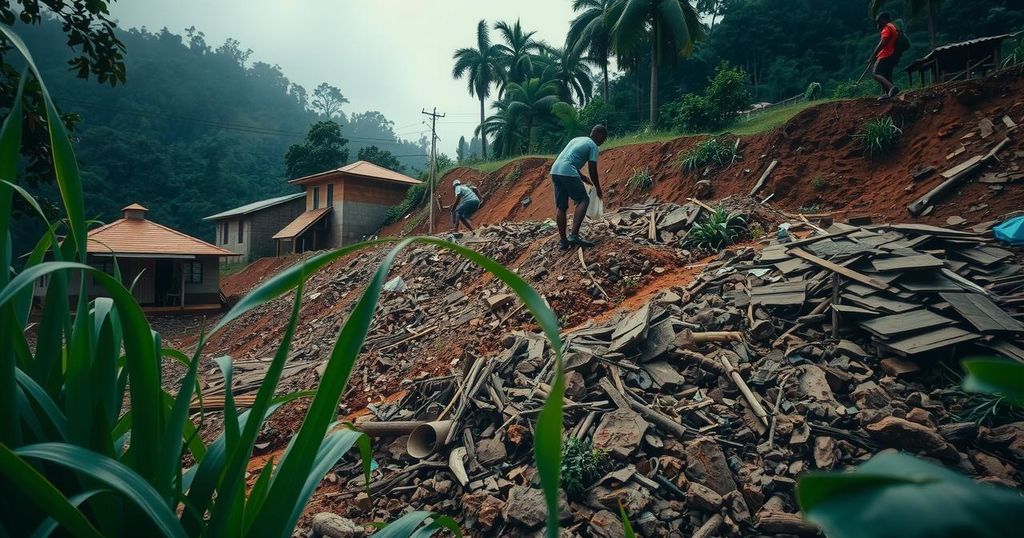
[537,46,594,105]
[607,0,703,125]
[505,78,560,153]
[452,19,503,159]
[870,0,941,50]
[476,100,522,159]
[494,19,545,89]
[568,0,615,100]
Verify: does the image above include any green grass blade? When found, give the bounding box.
[0,27,87,259]
[15,368,70,441]
[0,443,103,538]
[15,443,186,538]
[619,504,636,538]
[214,356,241,447]
[159,344,206,499]
[0,262,163,484]
[29,490,108,538]
[375,511,460,538]
[410,515,462,538]
[243,457,275,532]
[282,429,370,532]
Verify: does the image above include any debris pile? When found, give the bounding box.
[313,218,1024,537]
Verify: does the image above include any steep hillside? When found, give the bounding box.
[384,69,1024,237]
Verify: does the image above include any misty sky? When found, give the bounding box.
[109,0,591,156]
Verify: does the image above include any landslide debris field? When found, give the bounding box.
[180,73,1024,537]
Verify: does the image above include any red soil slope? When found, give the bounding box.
[382,70,1024,237]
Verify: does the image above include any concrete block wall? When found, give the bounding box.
[248,197,306,260]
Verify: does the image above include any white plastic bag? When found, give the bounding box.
[585,185,604,220]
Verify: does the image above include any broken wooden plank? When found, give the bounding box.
[749,160,779,196]
[788,248,891,291]
[876,326,980,356]
[860,309,955,339]
[907,138,1010,216]
[843,293,920,314]
[870,254,945,272]
[939,292,1024,333]
[941,155,984,179]
[750,281,807,306]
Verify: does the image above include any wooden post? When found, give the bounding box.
[180,260,186,308]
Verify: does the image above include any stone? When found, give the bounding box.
[695,180,713,199]
[486,294,515,311]
[749,319,774,342]
[594,483,653,514]
[905,407,934,428]
[970,452,1017,483]
[865,416,960,461]
[685,437,738,495]
[476,437,508,466]
[686,482,723,511]
[589,510,627,538]
[851,381,891,410]
[592,408,649,457]
[503,486,569,529]
[477,495,505,531]
[813,436,836,469]
[797,364,837,404]
[311,512,364,538]
[880,357,920,378]
[354,491,372,512]
[723,490,752,524]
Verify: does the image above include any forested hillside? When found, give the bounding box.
[13,20,426,249]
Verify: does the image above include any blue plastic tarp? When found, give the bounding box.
[994,216,1024,246]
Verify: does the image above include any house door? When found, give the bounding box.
[154,259,178,306]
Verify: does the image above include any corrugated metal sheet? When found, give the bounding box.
[288,160,421,187]
[923,32,1020,61]
[87,218,236,256]
[272,207,332,240]
[203,192,304,221]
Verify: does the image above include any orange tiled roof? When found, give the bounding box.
[288,160,421,187]
[87,218,236,257]
[272,207,332,240]
[121,203,149,211]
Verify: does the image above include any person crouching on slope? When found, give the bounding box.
[551,124,607,250]
[442,179,481,233]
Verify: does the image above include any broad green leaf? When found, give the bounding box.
[15,368,70,441]
[30,490,109,538]
[15,443,186,538]
[962,358,1024,406]
[797,452,1024,538]
[0,444,103,538]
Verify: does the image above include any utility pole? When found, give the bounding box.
[421,107,445,234]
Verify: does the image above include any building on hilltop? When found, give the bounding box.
[34,203,239,311]
[272,160,420,254]
[203,192,305,263]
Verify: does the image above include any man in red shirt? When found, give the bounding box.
[869,12,901,100]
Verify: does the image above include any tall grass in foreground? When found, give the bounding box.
[0,26,566,537]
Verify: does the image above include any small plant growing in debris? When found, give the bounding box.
[681,137,741,171]
[683,206,747,251]
[748,222,766,240]
[856,116,902,158]
[626,168,654,193]
[561,437,606,500]
[812,175,829,191]
[622,276,640,289]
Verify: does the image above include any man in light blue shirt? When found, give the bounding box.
[551,125,607,250]
[440,179,481,232]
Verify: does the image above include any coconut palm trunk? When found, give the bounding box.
[602,59,609,100]
[926,0,937,50]
[479,96,488,159]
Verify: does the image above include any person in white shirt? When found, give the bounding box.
[440,179,481,232]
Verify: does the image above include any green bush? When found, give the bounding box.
[0,27,568,537]
[560,437,605,500]
[832,79,875,99]
[812,175,829,191]
[856,116,902,158]
[661,62,752,132]
[626,168,654,193]
[681,137,741,171]
[805,82,822,100]
[683,206,747,251]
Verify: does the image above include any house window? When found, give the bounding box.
[313,186,320,209]
[184,261,203,284]
[221,222,228,244]
[237,219,244,243]
[326,183,334,207]
[92,260,115,284]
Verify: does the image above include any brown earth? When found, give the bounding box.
[177,70,1024,533]
[383,69,1024,237]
